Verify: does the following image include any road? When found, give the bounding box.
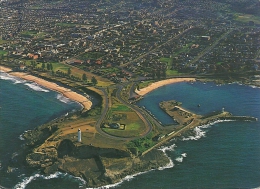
[120,26,195,68]
[116,84,153,138]
[94,83,155,140]
[189,29,234,65]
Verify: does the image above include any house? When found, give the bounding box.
[19,64,27,71]
[109,123,120,129]
[96,59,102,66]
[69,60,83,65]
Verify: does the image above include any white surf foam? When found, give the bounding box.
[158,144,176,153]
[0,185,8,189]
[175,153,187,163]
[175,156,183,162]
[19,134,25,141]
[87,145,177,189]
[24,83,49,92]
[0,72,25,84]
[86,168,153,189]
[14,172,86,189]
[182,119,235,141]
[250,85,260,89]
[182,126,206,141]
[56,94,71,104]
[157,144,176,170]
[158,157,174,171]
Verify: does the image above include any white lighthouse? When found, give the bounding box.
[78,128,81,142]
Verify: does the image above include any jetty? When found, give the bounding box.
[141,100,257,156]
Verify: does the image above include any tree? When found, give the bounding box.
[91,76,97,86]
[67,68,71,75]
[82,73,87,82]
[50,63,53,70]
[47,63,50,70]
[41,63,45,70]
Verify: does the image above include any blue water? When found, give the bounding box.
[0,72,82,188]
[1,72,260,189]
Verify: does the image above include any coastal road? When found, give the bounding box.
[94,84,153,140]
[115,84,153,138]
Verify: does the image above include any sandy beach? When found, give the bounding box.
[0,66,12,72]
[0,66,92,110]
[135,78,196,96]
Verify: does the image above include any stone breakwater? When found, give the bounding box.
[141,100,258,156]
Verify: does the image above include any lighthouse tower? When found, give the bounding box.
[78,128,81,142]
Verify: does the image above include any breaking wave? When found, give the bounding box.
[250,85,260,89]
[14,172,86,189]
[158,143,176,153]
[87,145,177,189]
[0,185,8,189]
[24,83,49,92]
[19,134,25,141]
[157,144,176,170]
[182,120,235,141]
[0,72,25,84]
[56,94,71,104]
[175,153,187,163]
[87,169,153,189]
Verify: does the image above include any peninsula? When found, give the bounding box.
[1,65,258,187]
[0,0,260,187]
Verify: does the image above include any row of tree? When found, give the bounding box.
[54,67,97,85]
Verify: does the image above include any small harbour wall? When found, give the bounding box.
[219,116,258,122]
[141,109,257,156]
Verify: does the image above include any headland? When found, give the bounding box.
[0,65,258,188]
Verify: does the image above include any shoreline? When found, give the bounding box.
[0,66,92,110]
[135,78,196,96]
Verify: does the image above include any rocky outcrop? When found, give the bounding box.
[101,149,170,185]
[25,138,170,188]
[26,147,58,168]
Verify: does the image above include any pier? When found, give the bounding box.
[141,100,258,156]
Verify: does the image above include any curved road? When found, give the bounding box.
[94,84,153,140]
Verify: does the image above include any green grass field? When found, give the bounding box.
[0,40,8,45]
[166,69,180,76]
[159,57,172,65]
[56,23,77,27]
[103,103,146,138]
[110,104,131,112]
[0,50,7,56]
[138,80,154,89]
[234,14,260,25]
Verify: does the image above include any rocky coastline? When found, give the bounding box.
[19,120,170,187]
[2,65,258,188]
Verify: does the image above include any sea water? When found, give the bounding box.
[0,71,82,188]
[1,73,260,188]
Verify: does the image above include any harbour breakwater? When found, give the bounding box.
[141,100,257,156]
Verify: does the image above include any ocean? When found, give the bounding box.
[1,72,260,189]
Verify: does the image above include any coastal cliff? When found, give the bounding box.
[23,121,170,187]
